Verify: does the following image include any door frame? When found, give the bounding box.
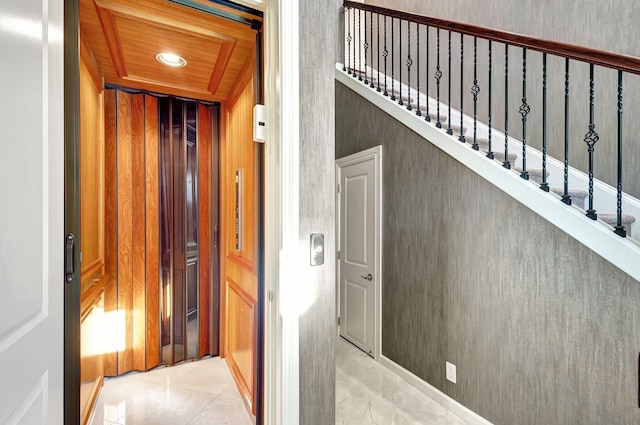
[65,0,297,423]
[64,0,81,423]
[335,145,383,361]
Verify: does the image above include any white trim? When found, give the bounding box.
[336,63,640,284]
[263,0,300,423]
[336,145,383,362]
[380,356,494,425]
[263,0,280,423]
[278,0,299,424]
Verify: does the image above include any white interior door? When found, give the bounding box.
[0,1,65,423]
[337,146,381,359]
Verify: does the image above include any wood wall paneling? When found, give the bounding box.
[131,94,147,371]
[199,104,212,358]
[225,278,256,406]
[80,289,105,425]
[145,95,160,370]
[222,77,258,413]
[80,57,105,291]
[103,89,118,377]
[116,91,134,374]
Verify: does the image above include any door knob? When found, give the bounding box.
[361,273,373,281]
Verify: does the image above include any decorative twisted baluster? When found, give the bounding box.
[352,7,357,79]
[358,9,362,81]
[561,58,572,205]
[487,40,494,159]
[346,6,351,74]
[383,16,388,96]
[435,28,442,128]
[471,37,480,150]
[614,71,626,237]
[369,11,374,88]
[540,53,549,191]
[363,10,368,85]
[503,44,510,169]
[519,48,530,180]
[584,63,599,220]
[459,34,465,142]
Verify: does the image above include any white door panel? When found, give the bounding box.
[0,0,65,423]
[337,146,381,358]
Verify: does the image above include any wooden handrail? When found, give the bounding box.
[344,1,640,75]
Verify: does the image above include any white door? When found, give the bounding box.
[0,1,65,423]
[337,146,381,359]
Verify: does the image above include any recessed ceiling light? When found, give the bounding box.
[156,52,187,68]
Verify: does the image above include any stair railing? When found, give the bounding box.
[343,0,640,238]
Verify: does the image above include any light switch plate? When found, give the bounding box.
[310,233,324,266]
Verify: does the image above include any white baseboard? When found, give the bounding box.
[380,355,494,425]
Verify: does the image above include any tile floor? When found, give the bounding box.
[88,356,253,425]
[336,337,467,425]
[90,339,466,425]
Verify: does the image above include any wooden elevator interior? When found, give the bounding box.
[77,0,264,423]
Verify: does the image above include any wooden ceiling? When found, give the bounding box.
[79,0,261,102]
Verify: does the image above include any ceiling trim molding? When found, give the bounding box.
[95,0,244,42]
[226,50,254,109]
[208,40,237,95]
[94,4,127,78]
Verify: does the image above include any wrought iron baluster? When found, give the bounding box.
[471,37,479,150]
[503,44,510,169]
[352,7,356,79]
[406,21,413,110]
[399,20,404,106]
[416,24,421,116]
[391,18,396,100]
[435,28,442,128]
[369,11,374,88]
[459,33,465,142]
[377,13,381,92]
[362,10,369,85]
[562,58,571,205]
[363,10,368,85]
[425,26,431,122]
[519,48,530,179]
[343,7,348,72]
[447,31,453,135]
[346,7,351,74]
[383,16,388,96]
[540,53,549,191]
[614,70,626,237]
[487,40,494,159]
[358,9,362,81]
[584,63,599,219]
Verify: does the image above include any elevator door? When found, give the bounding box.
[160,99,200,365]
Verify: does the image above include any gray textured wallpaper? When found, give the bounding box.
[298,1,340,424]
[336,81,640,424]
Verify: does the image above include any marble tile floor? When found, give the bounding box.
[336,337,467,425]
[88,356,253,425]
